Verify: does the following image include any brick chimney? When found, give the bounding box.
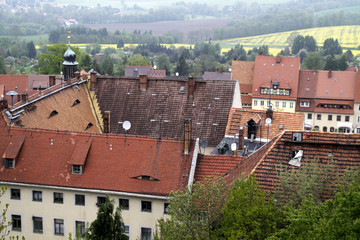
[139,75,148,92]
[22,93,28,103]
[238,127,244,151]
[184,119,191,154]
[188,77,195,98]
[49,75,56,87]
[90,72,97,91]
[328,70,332,78]
[103,111,111,133]
[276,56,281,63]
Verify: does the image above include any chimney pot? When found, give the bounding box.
[22,93,28,103]
[139,75,148,92]
[49,75,56,87]
[188,77,195,98]
[328,70,332,78]
[238,127,244,151]
[90,72,97,91]
[103,111,111,133]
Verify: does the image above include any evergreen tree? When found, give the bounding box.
[291,35,304,55]
[176,49,189,76]
[324,54,338,71]
[302,52,323,70]
[0,56,6,74]
[79,54,92,71]
[87,196,128,240]
[303,35,317,52]
[323,38,342,56]
[101,55,114,75]
[338,54,348,71]
[27,41,37,59]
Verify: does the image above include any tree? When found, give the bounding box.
[0,186,11,239]
[322,38,342,56]
[155,177,228,240]
[219,174,284,240]
[27,41,37,59]
[324,54,338,71]
[127,54,151,66]
[155,53,171,75]
[48,30,61,44]
[0,56,5,74]
[79,54,92,71]
[38,43,80,74]
[291,35,304,55]
[176,49,189,76]
[87,196,128,240]
[101,56,114,75]
[303,35,317,52]
[344,49,354,62]
[302,52,323,70]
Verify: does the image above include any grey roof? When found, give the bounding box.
[203,71,232,81]
[124,66,152,77]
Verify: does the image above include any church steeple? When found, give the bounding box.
[63,34,78,81]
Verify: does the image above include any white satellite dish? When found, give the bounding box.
[122,121,131,131]
[231,143,237,151]
[265,118,272,125]
[175,72,179,76]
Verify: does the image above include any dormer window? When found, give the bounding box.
[49,110,58,118]
[71,99,81,107]
[4,158,15,168]
[134,175,158,181]
[72,165,83,174]
[292,133,302,141]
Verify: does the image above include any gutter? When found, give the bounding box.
[187,138,200,190]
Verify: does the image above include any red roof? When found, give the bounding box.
[0,126,193,196]
[0,75,28,104]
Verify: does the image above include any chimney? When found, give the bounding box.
[103,111,111,133]
[90,71,97,91]
[266,107,273,120]
[139,75,148,92]
[74,71,80,79]
[238,127,244,151]
[184,119,191,154]
[188,77,195,98]
[328,70,332,78]
[21,93,28,103]
[49,75,56,87]
[276,56,281,63]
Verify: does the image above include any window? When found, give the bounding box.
[12,215,21,231]
[357,116,360,123]
[54,219,64,235]
[317,114,321,120]
[300,102,309,107]
[75,221,85,235]
[141,227,152,240]
[358,105,360,111]
[307,114,312,120]
[49,110,58,118]
[123,225,129,237]
[11,189,20,200]
[33,216,43,233]
[260,100,264,106]
[72,99,81,107]
[141,201,152,212]
[53,192,63,204]
[292,133,302,141]
[275,101,279,108]
[282,102,286,108]
[253,100,258,106]
[285,90,290,95]
[337,115,341,121]
[164,203,170,214]
[345,116,350,122]
[330,127,335,132]
[4,158,15,168]
[97,196,106,207]
[328,115,332,121]
[289,102,294,108]
[357,128,360,133]
[33,191,42,202]
[119,198,129,210]
[72,165,83,174]
[75,194,85,206]
[323,126,328,132]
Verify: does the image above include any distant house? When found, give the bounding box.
[231,60,255,108]
[203,71,231,81]
[124,66,152,77]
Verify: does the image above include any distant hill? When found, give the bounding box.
[217,25,360,55]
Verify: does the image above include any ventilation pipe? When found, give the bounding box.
[103,111,111,133]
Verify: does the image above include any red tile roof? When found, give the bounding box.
[0,126,193,196]
[149,70,166,78]
[95,76,235,145]
[252,56,300,100]
[124,66,152,77]
[195,154,245,182]
[0,75,28,104]
[225,108,304,139]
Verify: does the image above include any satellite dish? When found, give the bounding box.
[231,143,237,151]
[154,65,157,70]
[265,118,272,125]
[201,140,208,148]
[122,121,131,131]
[175,72,179,76]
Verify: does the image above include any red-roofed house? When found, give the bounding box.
[0,74,28,106]
[0,124,196,239]
[252,56,301,112]
[231,60,255,108]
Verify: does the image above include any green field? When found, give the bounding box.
[315,6,360,17]
[216,25,360,56]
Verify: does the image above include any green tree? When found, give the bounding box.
[344,49,354,62]
[176,49,189,76]
[127,54,151,66]
[302,52,323,70]
[38,43,80,74]
[338,54,348,71]
[27,41,37,59]
[0,56,5,74]
[79,54,92,71]
[323,38,342,56]
[291,35,304,55]
[303,35,317,52]
[101,56,114,75]
[0,186,11,239]
[219,174,283,240]
[155,53,171,75]
[324,54,338,71]
[155,177,228,240]
[87,196,128,240]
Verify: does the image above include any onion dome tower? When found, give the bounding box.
[63,35,78,81]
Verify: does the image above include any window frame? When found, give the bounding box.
[54,218,64,236]
[32,190,42,202]
[253,100,258,106]
[260,100,265,106]
[10,188,21,200]
[12,215,21,232]
[33,216,43,234]
[141,200,152,213]
[53,192,63,204]
[75,220,86,235]
[72,165,83,174]
[317,114,321,120]
[119,198,129,210]
[345,116,350,122]
[75,194,85,206]
[97,196,106,207]
[282,102,286,108]
[164,203,170,214]
[328,115,333,121]
[307,113,312,120]
[289,102,294,108]
[141,227,152,240]
[337,115,341,121]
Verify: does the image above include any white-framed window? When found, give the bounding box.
[307,113,312,119]
[290,102,294,108]
[282,102,286,108]
[33,216,43,233]
[3,158,15,168]
[54,218,64,235]
[32,191,42,202]
[53,192,63,204]
[300,102,310,107]
[275,101,279,108]
[141,201,152,212]
[164,203,170,214]
[75,194,85,206]
[75,221,86,235]
[356,128,360,133]
[72,165,83,174]
[11,189,21,200]
[253,100,258,106]
[123,225,130,237]
[260,100,264,106]
[357,116,360,123]
[119,198,129,210]
[141,227,152,240]
[12,215,21,232]
[96,196,106,207]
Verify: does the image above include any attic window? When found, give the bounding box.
[292,133,302,141]
[85,123,93,131]
[179,86,185,93]
[3,158,15,168]
[289,150,303,167]
[72,165,83,174]
[135,175,158,181]
[72,99,81,107]
[49,110,58,118]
